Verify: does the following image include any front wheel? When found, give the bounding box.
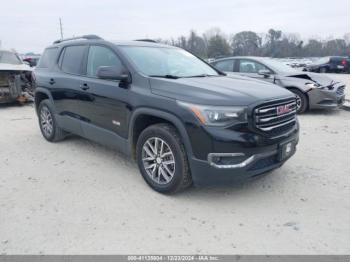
[320,67,328,73]
[136,123,192,194]
[290,89,308,114]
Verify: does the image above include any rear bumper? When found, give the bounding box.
[188,126,299,186]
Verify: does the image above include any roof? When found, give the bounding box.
[48,37,174,49]
[213,56,271,62]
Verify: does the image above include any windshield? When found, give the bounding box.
[120,46,219,78]
[263,59,300,74]
[0,51,22,65]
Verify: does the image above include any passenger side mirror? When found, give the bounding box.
[258,69,272,78]
[96,66,129,81]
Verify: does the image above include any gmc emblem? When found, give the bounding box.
[276,104,292,115]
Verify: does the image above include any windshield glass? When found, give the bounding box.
[0,51,22,65]
[263,59,299,74]
[120,46,219,78]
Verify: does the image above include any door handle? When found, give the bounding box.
[49,78,55,85]
[80,83,90,91]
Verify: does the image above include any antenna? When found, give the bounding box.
[59,18,64,40]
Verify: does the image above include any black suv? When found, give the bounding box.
[34,35,299,193]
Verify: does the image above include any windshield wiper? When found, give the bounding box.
[184,74,218,78]
[149,74,180,79]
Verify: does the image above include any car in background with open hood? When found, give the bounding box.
[0,49,34,104]
[211,57,346,113]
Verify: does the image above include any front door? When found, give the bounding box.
[81,45,130,139]
[237,59,275,84]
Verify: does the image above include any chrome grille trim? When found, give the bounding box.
[336,86,345,96]
[256,110,297,123]
[258,118,296,131]
[254,98,297,134]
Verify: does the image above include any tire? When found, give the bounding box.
[38,99,66,142]
[320,67,328,73]
[136,123,192,194]
[290,89,308,114]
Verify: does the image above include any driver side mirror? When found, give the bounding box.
[96,66,129,81]
[258,69,272,78]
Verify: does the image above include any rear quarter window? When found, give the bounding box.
[37,48,58,68]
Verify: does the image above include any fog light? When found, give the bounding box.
[208,153,255,169]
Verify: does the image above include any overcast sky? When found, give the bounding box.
[1,0,349,53]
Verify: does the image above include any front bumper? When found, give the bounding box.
[308,85,346,109]
[188,124,299,186]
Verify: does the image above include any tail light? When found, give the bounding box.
[342,59,347,65]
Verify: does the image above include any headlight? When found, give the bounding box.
[305,82,321,89]
[178,101,247,126]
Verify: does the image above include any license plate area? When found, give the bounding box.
[278,140,296,161]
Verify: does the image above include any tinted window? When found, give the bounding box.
[36,48,58,68]
[87,46,123,77]
[214,60,235,72]
[239,59,270,73]
[60,45,86,74]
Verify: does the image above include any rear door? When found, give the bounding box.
[50,44,91,134]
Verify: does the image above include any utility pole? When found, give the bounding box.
[59,18,64,40]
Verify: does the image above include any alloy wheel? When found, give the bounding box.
[40,106,53,137]
[295,95,302,111]
[142,137,175,185]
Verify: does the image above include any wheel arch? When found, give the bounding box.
[34,87,55,114]
[285,86,310,110]
[129,108,193,160]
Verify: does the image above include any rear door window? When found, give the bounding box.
[60,45,87,75]
[37,48,58,68]
[213,59,235,72]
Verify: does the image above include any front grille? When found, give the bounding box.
[336,86,345,96]
[254,98,297,136]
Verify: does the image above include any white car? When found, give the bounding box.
[0,50,34,103]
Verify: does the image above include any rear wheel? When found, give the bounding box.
[289,89,308,114]
[38,99,66,142]
[136,123,192,194]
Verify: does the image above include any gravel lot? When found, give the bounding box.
[0,74,350,255]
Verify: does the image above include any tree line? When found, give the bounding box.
[157,28,350,59]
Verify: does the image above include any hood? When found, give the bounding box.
[150,76,294,106]
[278,72,340,87]
[0,63,32,72]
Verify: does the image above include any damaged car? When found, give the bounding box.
[0,49,34,104]
[211,57,346,113]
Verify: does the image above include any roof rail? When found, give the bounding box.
[134,39,157,43]
[53,34,103,44]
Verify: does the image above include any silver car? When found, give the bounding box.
[211,56,346,113]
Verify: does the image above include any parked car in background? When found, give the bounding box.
[23,55,41,67]
[305,56,349,73]
[0,49,34,103]
[211,57,346,113]
[33,35,299,193]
